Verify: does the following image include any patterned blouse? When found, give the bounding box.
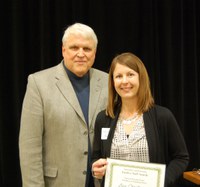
[110,114,150,162]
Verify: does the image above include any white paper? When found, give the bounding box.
[105,158,166,187]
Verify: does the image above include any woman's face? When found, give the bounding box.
[113,63,139,101]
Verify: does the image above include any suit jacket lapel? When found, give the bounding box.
[88,69,105,126]
[55,63,86,124]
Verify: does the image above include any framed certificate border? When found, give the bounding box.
[105,158,166,187]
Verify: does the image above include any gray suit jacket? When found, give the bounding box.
[19,62,108,187]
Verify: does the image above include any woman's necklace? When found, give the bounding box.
[120,112,139,125]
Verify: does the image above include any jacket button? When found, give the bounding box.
[83,171,87,175]
[84,151,88,155]
[84,131,88,135]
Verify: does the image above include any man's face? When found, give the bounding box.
[62,34,96,77]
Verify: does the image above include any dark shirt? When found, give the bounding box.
[64,65,89,124]
[64,64,94,187]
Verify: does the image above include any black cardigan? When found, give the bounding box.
[92,105,189,187]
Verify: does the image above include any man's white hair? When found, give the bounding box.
[62,23,98,48]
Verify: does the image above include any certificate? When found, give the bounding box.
[104,158,166,187]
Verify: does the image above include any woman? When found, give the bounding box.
[92,52,189,187]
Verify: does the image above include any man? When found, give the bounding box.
[19,23,108,187]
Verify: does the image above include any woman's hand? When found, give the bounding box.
[92,158,108,179]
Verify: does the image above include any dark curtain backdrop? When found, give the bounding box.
[1,0,200,186]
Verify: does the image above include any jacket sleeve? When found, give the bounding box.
[156,106,189,187]
[19,74,45,187]
[92,110,106,162]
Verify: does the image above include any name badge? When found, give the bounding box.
[101,128,110,140]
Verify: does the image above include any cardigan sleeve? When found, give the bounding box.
[92,110,107,162]
[155,106,189,186]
